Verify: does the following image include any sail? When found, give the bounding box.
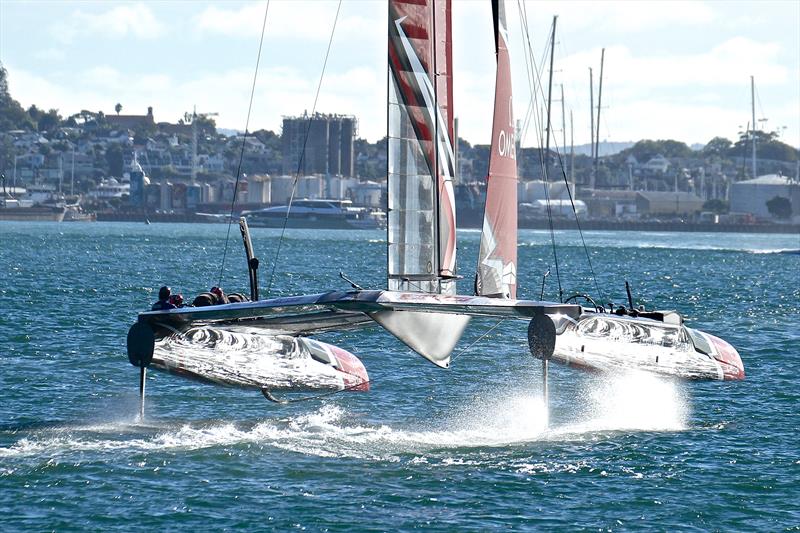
[475,0,518,299]
[387,0,457,295]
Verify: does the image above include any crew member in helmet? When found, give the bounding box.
[152,286,177,311]
[168,293,185,308]
[210,286,228,305]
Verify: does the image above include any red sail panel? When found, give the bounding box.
[476,0,518,299]
[388,0,457,295]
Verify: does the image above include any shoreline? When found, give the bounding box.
[85,211,800,234]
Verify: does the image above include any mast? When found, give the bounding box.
[589,67,594,189]
[570,110,575,193]
[192,106,197,183]
[454,117,459,183]
[433,1,441,285]
[594,48,605,186]
[70,146,75,196]
[560,83,566,182]
[544,16,557,180]
[751,75,757,179]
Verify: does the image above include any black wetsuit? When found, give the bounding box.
[151,300,177,311]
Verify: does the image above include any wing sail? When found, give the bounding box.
[476,0,518,299]
[388,0,457,295]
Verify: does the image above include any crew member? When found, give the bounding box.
[210,286,229,305]
[152,286,177,311]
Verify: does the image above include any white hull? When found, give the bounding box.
[543,313,744,381]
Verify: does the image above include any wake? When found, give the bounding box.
[0,372,688,463]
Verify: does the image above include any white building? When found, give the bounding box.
[270,175,295,204]
[518,180,571,203]
[730,174,800,221]
[521,199,587,218]
[352,181,384,207]
[247,175,271,204]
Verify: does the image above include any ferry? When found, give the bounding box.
[243,199,383,230]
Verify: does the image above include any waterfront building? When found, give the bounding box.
[730,174,800,221]
[247,174,271,205]
[635,191,704,217]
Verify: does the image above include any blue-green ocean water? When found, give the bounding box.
[1,221,799,531]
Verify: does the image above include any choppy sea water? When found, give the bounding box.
[1,221,798,531]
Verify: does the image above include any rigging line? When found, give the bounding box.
[553,149,603,300]
[449,318,507,364]
[540,150,563,301]
[217,0,271,288]
[517,1,535,143]
[264,0,343,300]
[517,0,549,147]
[754,84,767,130]
[519,8,563,301]
[519,27,602,302]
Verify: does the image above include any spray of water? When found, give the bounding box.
[0,371,687,464]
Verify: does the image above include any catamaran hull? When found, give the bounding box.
[148,326,369,392]
[536,314,744,381]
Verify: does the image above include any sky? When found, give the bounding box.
[1,0,798,149]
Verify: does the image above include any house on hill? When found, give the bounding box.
[106,107,156,130]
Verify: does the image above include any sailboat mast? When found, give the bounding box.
[70,146,75,196]
[751,75,757,179]
[433,2,441,287]
[560,84,566,179]
[192,106,197,183]
[544,16,557,180]
[570,110,575,192]
[594,48,605,186]
[454,117,459,183]
[589,67,595,189]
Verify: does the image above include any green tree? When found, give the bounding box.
[0,135,15,174]
[702,137,732,158]
[27,104,43,127]
[37,108,62,133]
[621,139,693,162]
[766,196,792,219]
[115,103,122,115]
[194,115,217,135]
[730,130,798,162]
[702,198,729,214]
[0,62,35,130]
[105,143,125,176]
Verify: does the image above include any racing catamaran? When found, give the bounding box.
[127,0,579,411]
[126,0,743,415]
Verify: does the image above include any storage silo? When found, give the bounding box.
[328,119,342,176]
[340,117,356,177]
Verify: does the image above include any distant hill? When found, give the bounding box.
[570,141,634,157]
[217,128,242,137]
